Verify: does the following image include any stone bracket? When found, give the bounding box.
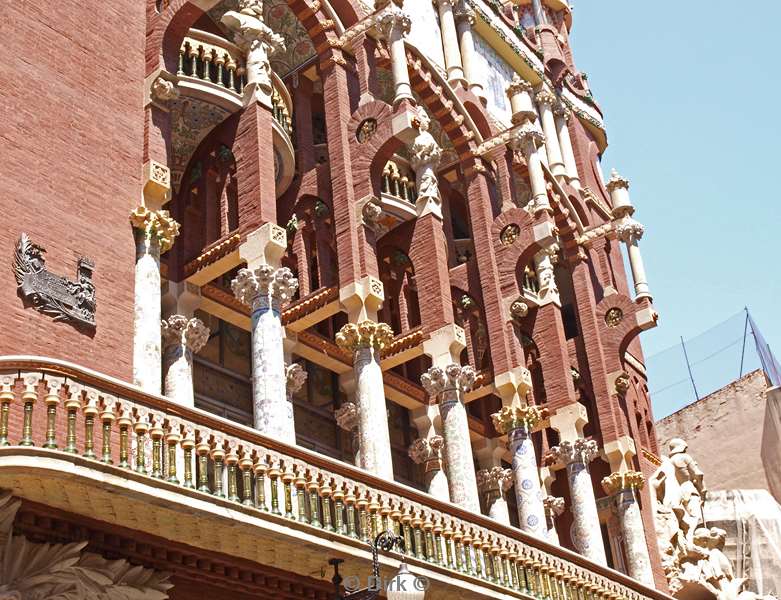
[143,160,172,210]
[548,402,589,442]
[240,223,288,270]
[339,276,385,323]
[422,324,466,367]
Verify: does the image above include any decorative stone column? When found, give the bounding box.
[221,2,285,106]
[335,400,361,466]
[377,5,413,105]
[421,364,480,513]
[232,265,298,438]
[534,243,560,305]
[512,123,551,215]
[602,471,654,585]
[549,439,607,565]
[410,108,443,218]
[408,435,449,502]
[435,0,465,85]
[553,101,581,189]
[543,495,566,544]
[161,315,209,407]
[608,170,651,301]
[506,74,536,124]
[335,321,395,479]
[454,4,482,97]
[477,467,513,525]
[530,0,546,25]
[129,206,180,394]
[535,89,566,179]
[491,405,547,537]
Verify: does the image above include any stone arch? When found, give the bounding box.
[596,294,657,374]
[492,208,546,297]
[287,194,338,295]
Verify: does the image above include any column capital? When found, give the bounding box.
[161,315,210,353]
[129,206,180,253]
[231,265,299,309]
[454,4,476,24]
[614,216,644,244]
[553,100,572,121]
[408,435,444,464]
[549,438,599,465]
[335,320,394,353]
[491,405,542,434]
[477,466,513,495]
[606,168,630,193]
[421,364,476,398]
[543,495,566,517]
[334,401,360,431]
[601,471,645,495]
[511,122,546,153]
[376,4,412,39]
[535,88,557,108]
[285,363,308,395]
[506,73,533,97]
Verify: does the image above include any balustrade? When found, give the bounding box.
[0,360,658,600]
[381,159,417,204]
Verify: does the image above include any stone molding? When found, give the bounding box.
[231,265,299,309]
[335,320,394,353]
[491,404,543,435]
[420,364,476,398]
[601,470,645,496]
[549,438,599,466]
[161,315,209,353]
[129,206,180,253]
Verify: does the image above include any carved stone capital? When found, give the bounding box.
[335,320,394,353]
[506,74,533,98]
[286,362,308,395]
[454,4,475,24]
[408,435,444,465]
[614,217,645,244]
[511,122,545,153]
[129,206,180,253]
[549,438,599,465]
[231,266,299,309]
[334,401,359,431]
[543,495,566,517]
[377,5,412,40]
[535,89,557,108]
[606,168,630,193]
[420,364,476,398]
[476,467,513,494]
[491,405,542,435]
[553,100,571,121]
[161,315,210,353]
[601,470,645,495]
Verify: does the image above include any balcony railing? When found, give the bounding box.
[381,159,417,204]
[0,357,665,600]
[178,29,292,137]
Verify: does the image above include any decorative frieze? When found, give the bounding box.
[13,233,96,329]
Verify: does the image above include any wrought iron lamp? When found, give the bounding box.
[329,531,426,600]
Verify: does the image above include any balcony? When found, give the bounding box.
[176,29,295,196]
[379,158,418,226]
[0,357,665,600]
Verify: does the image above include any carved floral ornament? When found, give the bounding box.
[500,223,521,246]
[285,362,308,394]
[129,206,180,253]
[601,470,645,495]
[549,438,599,466]
[604,307,623,328]
[614,371,631,395]
[13,233,96,329]
[161,315,210,353]
[151,76,179,103]
[335,320,394,353]
[0,490,172,600]
[231,265,299,307]
[543,495,566,517]
[420,364,476,397]
[476,466,513,494]
[408,435,444,465]
[491,404,542,434]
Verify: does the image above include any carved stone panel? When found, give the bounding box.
[13,233,96,329]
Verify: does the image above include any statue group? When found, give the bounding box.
[651,439,776,600]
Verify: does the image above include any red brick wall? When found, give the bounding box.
[0,0,145,380]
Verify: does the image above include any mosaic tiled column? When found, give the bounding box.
[477,467,513,525]
[602,471,654,585]
[336,321,394,479]
[280,363,307,445]
[335,401,360,466]
[492,405,547,538]
[543,495,565,545]
[161,315,209,407]
[550,439,607,565]
[408,435,449,502]
[421,364,480,513]
[129,207,180,394]
[232,265,298,438]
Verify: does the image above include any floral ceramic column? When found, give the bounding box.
[232,265,298,438]
[129,207,180,394]
[421,364,480,513]
[550,439,607,565]
[408,435,449,502]
[477,467,513,525]
[335,321,395,479]
[492,405,547,538]
[602,471,654,585]
[161,315,209,407]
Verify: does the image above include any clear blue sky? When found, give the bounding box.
[569,1,781,416]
